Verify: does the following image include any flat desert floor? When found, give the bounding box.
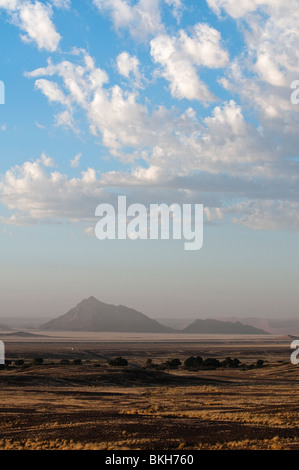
[0,332,298,450]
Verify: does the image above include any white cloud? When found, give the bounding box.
[207,0,299,76]
[205,0,299,176]
[0,0,18,10]
[21,22,299,233]
[232,200,299,231]
[34,79,69,105]
[206,0,290,19]
[150,23,229,101]
[51,0,71,9]
[27,52,151,156]
[93,0,163,39]
[27,52,278,173]
[70,153,82,168]
[84,225,95,237]
[0,156,106,223]
[40,152,55,167]
[54,110,77,131]
[35,121,46,129]
[164,0,182,20]
[116,51,142,86]
[0,0,61,51]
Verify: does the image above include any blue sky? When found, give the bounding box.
[0,0,298,320]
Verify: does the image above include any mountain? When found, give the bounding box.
[218,317,299,335]
[41,297,174,333]
[181,319,268,334]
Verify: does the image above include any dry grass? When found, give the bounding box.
[0,338,298,450]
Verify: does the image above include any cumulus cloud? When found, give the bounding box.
[116,51,142,87]
[210,0,299,124]
[25,52,296,205]
[70,153,82,168]
[93,0,162,40]
[0,0,61,51]
[92,0,184,40]
[232,200,299,231]
[206,0,293,19]
[150,23,229,101]
[0,0,18,10]
[0,156,106,223]
[2,3,297,232]
[51,0,71,9]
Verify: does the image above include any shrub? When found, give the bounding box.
[165,358,181,369]
[33,358,44,366]
[222,357,241,368]
[15,360,24,366]
[72,359,82,365]
[203,358,220,369]
[145,358,155,368]
[108,357,128,367]
[256,359,264,368]
[184,356,203,370]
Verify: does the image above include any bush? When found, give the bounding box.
[165,358,181,369]
[203,358,220,369]
[222,357,241,368]
[184,356,203,370]
[145,358,155,368]
[33,358,44,366]
[109,357,128,367]
[14,360,24,366]
[72,359,82,365]
[256,359,264,368]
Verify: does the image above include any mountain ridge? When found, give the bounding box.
[41,297,269,334]
[41,297,175,333]
[181,318,268,335]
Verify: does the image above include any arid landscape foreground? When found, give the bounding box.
[0,332,298,451]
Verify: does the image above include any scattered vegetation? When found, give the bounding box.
[0,354,271,372]
[108,357,128,367]
[144,355,266,371]
[33,358,44,366]
[0,344,297,451]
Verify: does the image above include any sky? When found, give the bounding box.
[0,0,299,321]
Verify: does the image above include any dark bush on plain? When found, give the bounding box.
[184,356,203,370]
[14,360,24,366]
[33,358,44,366]
[72,359,82,365]
[165,358,181,369]
[109,357,128,367]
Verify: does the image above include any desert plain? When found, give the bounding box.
[0,332,298,451]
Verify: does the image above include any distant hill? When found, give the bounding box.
[41,297,174,333]
[219,317,299,335]
[0,331,50,338]
[276,334,299,341]
[181,319,268,334]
